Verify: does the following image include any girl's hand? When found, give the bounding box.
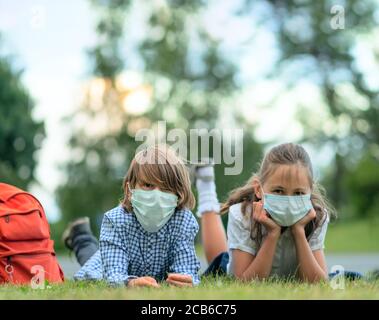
[252,201,281,236]
[128,276,160,288]
[166,273,193,287]
[291,208,317,234]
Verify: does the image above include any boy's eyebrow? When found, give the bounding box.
[138,179,154,186]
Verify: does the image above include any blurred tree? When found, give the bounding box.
[344,152,379,220]
[242,0,379,219]
[138,2,262,205]
[0,39,45,189]
[56,0,136,232]
[56,0,263,236]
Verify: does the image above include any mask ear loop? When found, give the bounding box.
[257,182,265,202]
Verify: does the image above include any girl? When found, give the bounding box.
[197,143,335,283]
[63,144,201,287]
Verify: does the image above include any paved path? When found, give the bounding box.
[325,253,379,274]
[58,253,379,279]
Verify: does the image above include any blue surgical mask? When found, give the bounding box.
[130,188,178,233]
[263,191,313,227]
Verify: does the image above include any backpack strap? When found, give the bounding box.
[0,183,25,202]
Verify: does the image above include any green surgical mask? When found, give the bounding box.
[263,192,313,227]
[130,188,178,233]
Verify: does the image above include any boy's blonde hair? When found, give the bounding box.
[122,144,195,212]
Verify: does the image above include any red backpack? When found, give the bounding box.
[0,183,64,285]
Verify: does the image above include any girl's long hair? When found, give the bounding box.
[220,143,336,248]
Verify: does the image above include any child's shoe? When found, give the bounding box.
[190,158,220,218]
[62,217,91,250]
[189,158,215,184]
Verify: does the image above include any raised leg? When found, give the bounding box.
[62,217,99,266]
[195,165,227,264]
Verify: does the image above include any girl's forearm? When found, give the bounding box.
[239,232,280,281]
[292,228,328,283]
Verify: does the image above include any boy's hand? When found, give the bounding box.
[166,273,193,287]
[128,276,160,288]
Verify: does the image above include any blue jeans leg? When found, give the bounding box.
[202,252,229,276]
[328,270,363,280]
[203,253,364,281]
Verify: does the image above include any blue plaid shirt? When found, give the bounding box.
[74,205,201,286]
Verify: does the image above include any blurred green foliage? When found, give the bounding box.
[344,154,379,220]
[55,0,263,241]
[0,41,45,189]
[2,0,378,252]
[54,0,379,244]
[252,0,379,220]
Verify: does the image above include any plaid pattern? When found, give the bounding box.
[74,205,201,286]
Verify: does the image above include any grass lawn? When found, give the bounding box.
[325,219,379,253]
[3,219,377,300]
[1,277,379,300]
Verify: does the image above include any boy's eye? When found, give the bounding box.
[294,191,305,195]
[272,189,283,194]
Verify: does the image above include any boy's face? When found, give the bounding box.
[255,164,312,199]
[135,181,160,191]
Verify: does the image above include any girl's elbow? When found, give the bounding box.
[234,270,250,282]
[234,270,265,282]
[316,270,329,282]
[319,271,329,282]
[304,272,328,284]
[233,270,245,280]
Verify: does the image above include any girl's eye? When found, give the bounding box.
[143,183,154,189]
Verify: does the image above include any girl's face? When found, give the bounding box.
[255,164,312,199]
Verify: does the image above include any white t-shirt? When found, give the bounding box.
[226,203,329,278]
